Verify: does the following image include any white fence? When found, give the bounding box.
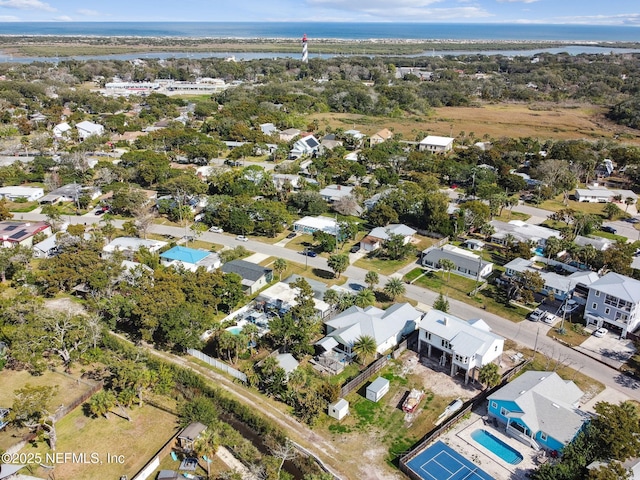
[188,348,247,383]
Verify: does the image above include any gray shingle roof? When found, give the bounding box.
[488,371,585,444]
[588,272,640,304]
[221,259,272,282]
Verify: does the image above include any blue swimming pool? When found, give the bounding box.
[533,246,545,256]
[226,326,242,335]
[471,429,523,465]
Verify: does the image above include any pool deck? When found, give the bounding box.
[438,410,539,480]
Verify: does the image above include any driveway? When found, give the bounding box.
[575,329,637,369]
[602,219,640,243]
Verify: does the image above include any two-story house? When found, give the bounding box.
[487,371,586,453]
[583,272,640,337]
[418,310,504,383]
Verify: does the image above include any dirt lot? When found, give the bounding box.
[321,351,483,480]
[310,102,640,145]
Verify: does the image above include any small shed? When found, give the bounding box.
[177,422,207,452]
[366,377,390,403]
[157,471,180,480]
[328,398,349,420]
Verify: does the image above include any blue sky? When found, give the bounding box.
[0,0,639,25]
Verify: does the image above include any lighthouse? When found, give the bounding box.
[301,33,308,63]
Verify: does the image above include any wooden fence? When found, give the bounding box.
[340,331,419,397]
[187,348,247,383]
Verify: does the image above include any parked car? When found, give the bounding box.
[224,159,241,167]
[236,235,249,242]
[562,299,579,314]
[594,327,608,338]
[624,217,640,224]
[542,312,556,324]
[350,244,361,253]
[286,232,297,239]
[529,308,545,322]
[301,250,317,257]
[208,226,223,233]
[601,226,617,234]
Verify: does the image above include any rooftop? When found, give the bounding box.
[160,246,211,264]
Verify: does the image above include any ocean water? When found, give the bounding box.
[0,22,639,42]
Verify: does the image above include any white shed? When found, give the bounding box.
[328,398,349,420]
[366,377,390,403]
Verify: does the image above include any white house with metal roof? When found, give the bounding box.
[487,371,586,452]
[489,220,561,248]
[575,187,638,203]
[293,215,339,236]
[318,184,355,203]
[53,122,72,139]
[418,310,504,383]
[103,237,167,258]
[584,272,640,337]
[573,235,612,252]
[76,121,105,140]
[360,224,417,252]
[421,244,493,280]
[318,303,423,359]
[418,135,454,153]
[0,186,44,202]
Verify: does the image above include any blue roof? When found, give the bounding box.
[160,246,209,264]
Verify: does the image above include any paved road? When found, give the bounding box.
[21,211,640,401]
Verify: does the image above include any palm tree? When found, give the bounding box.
[272,258,287,281]
[437,258,456,282]
[352,335,377,365]
[364,270,380,291]
[625,196,636,213]
[88,390,116,419]
[478,363,501,389]
[354,288,375,308]
[194,428,220,479]
[337,293,355,312]
[323,289,340,310]
[544,236,564,262]
[384,277,406,300]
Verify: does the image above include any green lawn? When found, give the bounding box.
[591,231,629,242]
[547,318,590,347]
[23,404,180,480]
[0,369,98,451]
[354,254,419,276]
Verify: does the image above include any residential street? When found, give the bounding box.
[21,211,640,402]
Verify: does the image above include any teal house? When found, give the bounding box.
[487,371,587,453]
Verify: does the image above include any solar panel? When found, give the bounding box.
[305,138,319,148]
[9,229,27,240]
[4,225,17,231]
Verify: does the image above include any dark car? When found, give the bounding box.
[624,217,640,224]
[286,232,297,239]
[301,250,317,257]
[350,244,361,253]
[224,159,241,167]
[602,226,617,234]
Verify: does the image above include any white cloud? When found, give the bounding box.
[0,14,18,20]
[549,13,640,26]
[52,15,72,21]
[0,0,55,11]
[304,0,491,20]
[77,8,100,16]
[496,0,539,3]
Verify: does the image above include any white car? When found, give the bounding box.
[594,327,608,338]
[529,309,544,322]
[236,235,249,242]
[542,312,556,324]
[208,226,223,233]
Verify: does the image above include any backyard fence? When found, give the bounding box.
[399,359,530,476]
[131,429,181,480]
[340,331,419,397]
[188,348,247,383]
